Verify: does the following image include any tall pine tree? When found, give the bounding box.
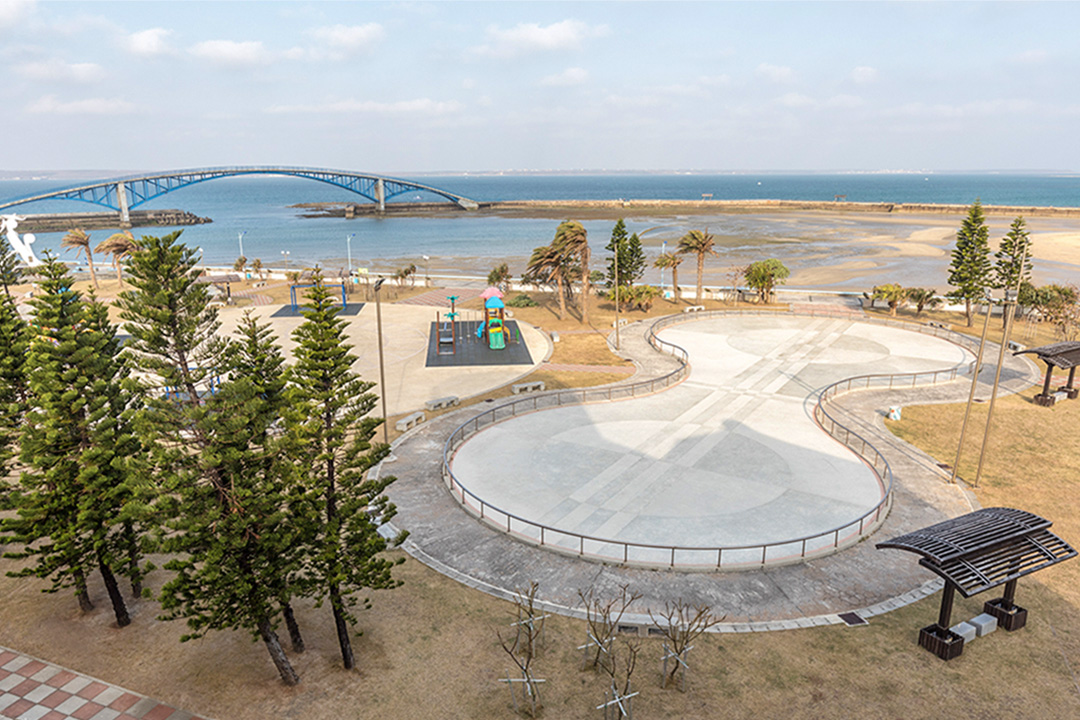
[1,254,145,625]
[947,199,993,326]
[605,219,645,290]
[118,231,302,685]
[0,290,27,482]
[285,273,404,671]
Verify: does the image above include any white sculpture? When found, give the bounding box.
[0,214,40,266]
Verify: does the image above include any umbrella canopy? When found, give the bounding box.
[480,286,504,300]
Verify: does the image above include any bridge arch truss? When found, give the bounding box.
[0,166,480,222]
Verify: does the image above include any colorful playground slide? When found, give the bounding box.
[476,293,507,350]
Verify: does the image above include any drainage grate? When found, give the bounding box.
[838,612,868,626]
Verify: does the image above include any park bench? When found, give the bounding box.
[425,395,460,411]
[395,411,425,433]
[683,305,705,313]
[550,331,560,343]
[512,381,545,394]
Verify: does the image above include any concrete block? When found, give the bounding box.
[950,621,977,644]
[969,613,998,637]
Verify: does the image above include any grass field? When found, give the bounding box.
[4,286,1080,717]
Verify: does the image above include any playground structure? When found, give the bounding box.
[476,289,508,351]
[289,282,347,312]
[437,295,460,356]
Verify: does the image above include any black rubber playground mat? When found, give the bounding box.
[270,303,365,318]
[425,319,534,367]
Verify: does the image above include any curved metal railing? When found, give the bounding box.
[441,307,978,570]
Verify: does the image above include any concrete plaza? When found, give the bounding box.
[450,315,972,562]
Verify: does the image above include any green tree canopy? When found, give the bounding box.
[605,219,646,290]
[947,200,993,326]
[744,259,790,303]
[554,220,591,323]
[285,273,404,671]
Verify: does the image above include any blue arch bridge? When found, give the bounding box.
[0,166,480,224]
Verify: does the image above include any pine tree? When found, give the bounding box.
[605,220,645,290]
[0,236,22,298]
[1,254,145,625]
[117,231,302,685]
[0,290,28,480]
[994,216,1033,291]
[285,273,405,671]
[947,200,993,327]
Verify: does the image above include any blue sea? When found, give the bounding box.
[1,172,1078,275]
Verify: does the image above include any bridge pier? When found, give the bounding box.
[375,178,385,212]
[117,181,132,227]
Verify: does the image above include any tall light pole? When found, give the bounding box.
[614,239,621,350]
[374,277,389,445]
[238,230,246,259]
[660,239,667,292]
[280,250,290,271]
[347,233,355,276]
[423,255,430,287]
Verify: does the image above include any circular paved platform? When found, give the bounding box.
[449,315,972,565]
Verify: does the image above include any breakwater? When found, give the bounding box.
[15,209,212,233]
[292,198,1080,220]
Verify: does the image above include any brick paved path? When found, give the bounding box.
[0,648,207,720]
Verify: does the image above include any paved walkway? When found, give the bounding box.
[0,648,206,720]
[380,309,1042,631]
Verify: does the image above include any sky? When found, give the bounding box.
[1,0,1079,174]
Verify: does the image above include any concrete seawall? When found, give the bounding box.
[294,198,1080,219]
[15,209,212,233]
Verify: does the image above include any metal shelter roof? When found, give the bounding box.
[1015,341,1080,369]
[877,507,1076,597]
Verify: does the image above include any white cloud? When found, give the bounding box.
[0,0,35,31]
[470,19,607,58]
[825,94,864,109]
[851,66,878,84]
[306,23,385,55]
[776,92,815,108]
[266,98,463,115]
[540,67,588,87]
[16,58,104,83]
[756,63,795,83]
[26,94,134,115]
[189,40,271,68]
[697,74,731,88]
[127,28,174,57]
[883,99,1035,119]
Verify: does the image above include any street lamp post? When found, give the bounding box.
[238,230,246,259]
[347,233,355,276]
[660,240,667,292]
[374,278,389,445]
[281,250,290,270]
[423,255,430,287]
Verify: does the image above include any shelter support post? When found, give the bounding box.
[918,583,965,661]
[1036,362,1056,406]
[984,579,1028,631]
[1061,366,1078,399]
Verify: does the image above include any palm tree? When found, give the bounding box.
[526,243,570,320]
[554,221,590,324]
[654,251,684,304]
[251,258,265,281]
[61,228,99,289]
[906,287,942,316]
[872,283,907,316]
[676,229,717,302]
[95,230,137,287]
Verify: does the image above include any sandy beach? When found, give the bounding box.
[353,208,1080,293]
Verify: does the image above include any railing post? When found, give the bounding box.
[671,547,676,567]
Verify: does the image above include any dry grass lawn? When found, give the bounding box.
[5,288,1080,717]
